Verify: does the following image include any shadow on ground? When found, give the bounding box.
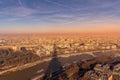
[43,44,67,80]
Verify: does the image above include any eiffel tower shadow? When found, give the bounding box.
[43,44,67,80]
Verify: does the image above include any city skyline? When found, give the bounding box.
[0,0,120,33]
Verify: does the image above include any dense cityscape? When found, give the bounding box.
[0,34,120,80]
[0,0,120,80]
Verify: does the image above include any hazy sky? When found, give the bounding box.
[0,0,120,33]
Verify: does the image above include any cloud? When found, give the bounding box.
[44,0,74,9]
[0,6,36,17]
[18,0,23,6]
[0,0,120,26]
